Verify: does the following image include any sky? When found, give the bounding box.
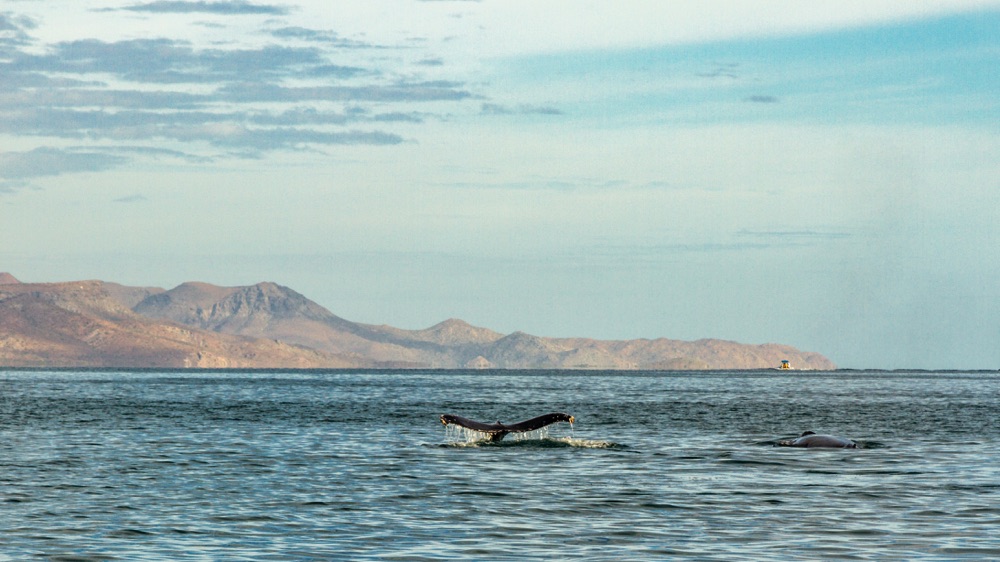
[2,1,999,369]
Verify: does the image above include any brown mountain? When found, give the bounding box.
[133,281,458,367]
[0,274,836,370]
[0,280,360,368]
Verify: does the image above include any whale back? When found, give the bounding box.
[778,431,858,448]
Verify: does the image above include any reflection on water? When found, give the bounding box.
[1,369,998,560]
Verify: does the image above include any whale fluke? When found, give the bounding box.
[777,431,858,448]
[440,412,574,442]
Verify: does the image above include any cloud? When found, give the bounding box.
[267,26,375,49]
[481,102,562,115]
[744,95,780,104]
[591,231,851,259]
[0,12,36,45]
[697,62,740,79]
[373,112,424,123]
[442,177,655,191]
[113,194,149,203]
[10,39,329,84]
[191,126,405,149]
[113,1,290,15]
[219,81,473,103]
[0,102,413,151]
[0,3,482,186]
[737,229,851,244]
[0,147,129,180]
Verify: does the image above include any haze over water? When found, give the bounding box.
[1,369,998,560]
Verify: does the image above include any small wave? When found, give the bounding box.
[453,490,513,497]
[719,457,788,467]
[854,440,889,449]
[551,436,620,449]
[106,528,156,538]
[764,439,878,450]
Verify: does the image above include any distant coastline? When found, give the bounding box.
[0,273,836,371]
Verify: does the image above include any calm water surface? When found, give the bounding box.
[1,369,998,560]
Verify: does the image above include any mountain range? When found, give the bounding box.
[0,273,835,370]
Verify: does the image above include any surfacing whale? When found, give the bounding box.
[440,412,574,442]
[777,431,858,449]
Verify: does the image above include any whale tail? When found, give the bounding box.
[440,412,574,442]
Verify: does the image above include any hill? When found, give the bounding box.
[0,274,836,370]
[0,280,360,368]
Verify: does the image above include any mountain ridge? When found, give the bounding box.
[0,274,836,370]
[0,279,360,368]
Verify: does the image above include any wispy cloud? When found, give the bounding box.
[0,4,478,188]
[0,12,36,45]
[697,62,740,80]
[737,229,851,243]
[481,102,562,115]
[0,147,129,180]
[219,81,472,103]
[744,95,779,104]
[440,177,675,192]
[589,231,851,261]
[12,39,335,84]
[112,1,290,15]
[572,229,854,264]
[267,26,375,49]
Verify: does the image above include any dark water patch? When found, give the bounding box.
[105,528,155,538]
[452,490,514,498]
[938,547,1000,556]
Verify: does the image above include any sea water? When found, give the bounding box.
[0,369,997,560]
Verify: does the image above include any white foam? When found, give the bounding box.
[442,425,616,448]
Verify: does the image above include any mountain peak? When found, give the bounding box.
[134,279,359,349]
[0,272,21,284]
[418,318,502,345]
[429,318,477,333]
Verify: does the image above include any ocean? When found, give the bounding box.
[1,369,997,560]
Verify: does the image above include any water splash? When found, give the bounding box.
[443,424,495,444]
[442,424,555,444]
[549,436,619,449]
[442,424,617,448]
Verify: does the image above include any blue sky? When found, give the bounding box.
[2,1,999,368]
